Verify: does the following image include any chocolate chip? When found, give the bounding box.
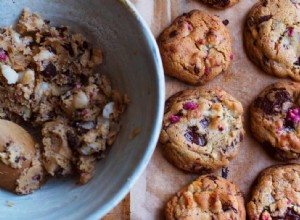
[207,174,217,181]
[211,96,222,103]
[222,19,229,26]
[248,17,256,27]
[62,43,74,57]
[169,30,178,38]
[41,63,57,77]
[223,204,238,213]
[82,41,89,49]
[194,66,200,74]
[44,19,50,24]
[210,0,230,7]
[294,57,300,66]
[32,175,41,181]
[47,46,56,54]
[272,207,300,220]
[56,26,68,36]
[258,15,273,24]
[200,118,210,129]
[222,167,229,179]
[262,55,269,65]
[184,126,207,146]
[175,110,184,117]
[254,90,291,114]
[66,130,80,148]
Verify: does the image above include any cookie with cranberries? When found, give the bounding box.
[159,88,245,173]
[250,82,300,160]
[247,164,300,220]
[157,10,232,85]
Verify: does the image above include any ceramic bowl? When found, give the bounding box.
[0,0,164,219]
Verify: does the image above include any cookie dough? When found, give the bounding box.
[244,0,300,81]
[0,119,45,195]
[200,0,239,9]
[250,82,300,160]
[165,174,246,220]
[0,9,127,184]
[157,10,232,85]
[160,88,245,173]
[247,164,300,220]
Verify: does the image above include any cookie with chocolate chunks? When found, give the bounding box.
[159,88,245,173]
[244,0,300,81]
[200,0,239,9]
[165,174,246,220]
[157,10,232,85]
[247,164,300,220]
[250,82,300,160]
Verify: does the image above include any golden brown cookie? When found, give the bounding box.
[157,10,232,85]
[244,0,300,81]
[159,88,244,173]
[165,174,246,220]
[247,164,300,220]
[200,0,239,9]
[250,82,300,160]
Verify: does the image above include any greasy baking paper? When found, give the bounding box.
[130,0,293,219]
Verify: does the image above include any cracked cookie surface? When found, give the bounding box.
[247,164,300,220]
[244,0,300,81]
[250,82,300,160]
[157,10,232,85]
[159,88,244,173]
[165,174,246,220]
[200,0,239,9]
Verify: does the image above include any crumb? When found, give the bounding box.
[129,127,141,140]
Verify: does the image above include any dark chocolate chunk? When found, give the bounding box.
[194,66,200,74]
[223,204,238,213]
[62,43,74,57]
[258,15,273,24]
[32,175,41,181]
[200,117,210,129]
[207,174,218,181]
[41,63,57,77]
[222,167,229,179]
[222,19,229,26]
[66,130,80,149]
[184,126,207,146]
[294,57,300,66]
[169,30,178,38]
[272,207,300,220]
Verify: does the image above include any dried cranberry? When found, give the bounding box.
[169,115,180,123]
[183,101,198,110]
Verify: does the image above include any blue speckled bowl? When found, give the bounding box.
[0,0,164,219]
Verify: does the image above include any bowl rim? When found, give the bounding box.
[86,0,165,219]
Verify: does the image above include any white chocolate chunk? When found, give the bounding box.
[0,65,19,84]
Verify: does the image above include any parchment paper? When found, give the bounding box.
[130,0,293,219]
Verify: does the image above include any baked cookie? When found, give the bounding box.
[165,174,246,220]
[250,82,300,160]
[247,164,300,220]
[159,88,244,173]
[157,10,232,85]
[200,0,239,9]
[244,0,300,81]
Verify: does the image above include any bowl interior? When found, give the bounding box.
[0,0,164,219]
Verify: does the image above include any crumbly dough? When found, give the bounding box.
[250,82,300,160]
[165,174,246,220]
[244,0,300,81]
[0,9,126,184]
[157,10,232,85]
[247,164,300,220]
[160,88,245,173]
[0,119,45,195]
[200,0,239,9]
